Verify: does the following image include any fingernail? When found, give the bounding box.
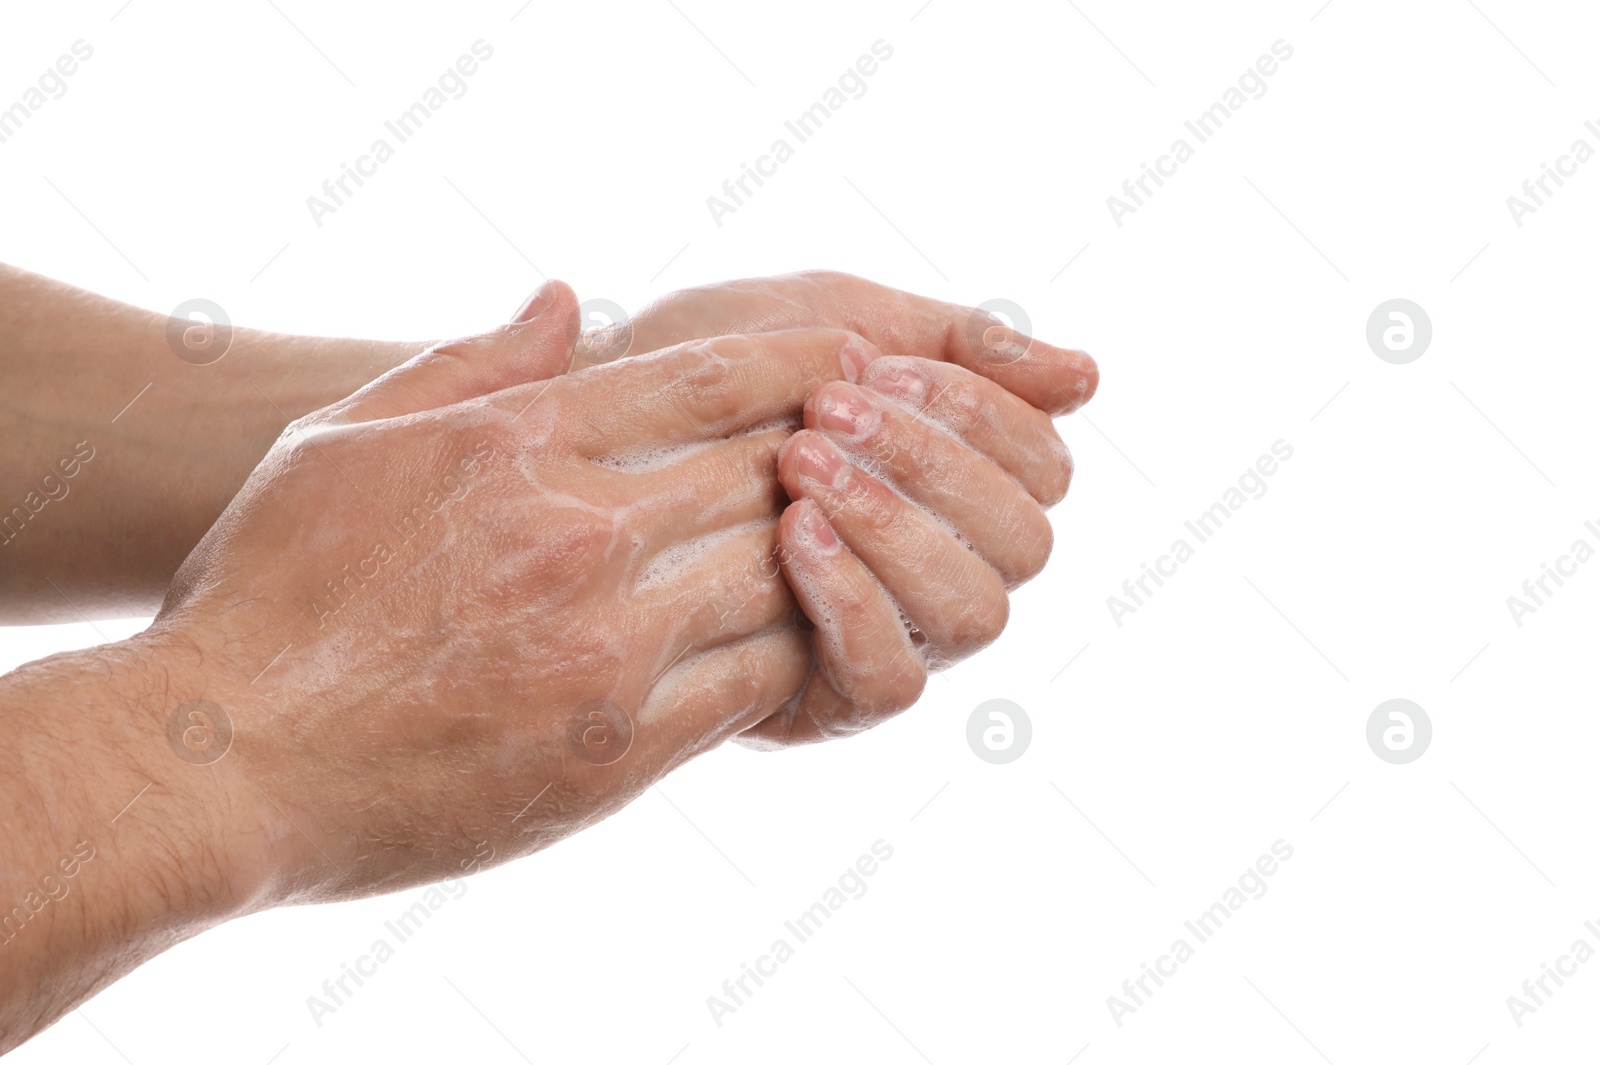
[795,440,845,487]
[817,391,876,437]
[870,365,927,406]
[839,337,874,383]
[805,506,840,553]
[512,281,557,323]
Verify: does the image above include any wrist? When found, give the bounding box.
[112,625,295,918]
[12,631,285,926]
[0,631,282,1048]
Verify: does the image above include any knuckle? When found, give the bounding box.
[1019,507,1055,580]
[277,412,320,449]
[957,585,1010,651]
[270,415,344,475]
[831,588,890,640]
[670,341,743,427]
[727,645,770,716]
[731,723,788,751]
[679,339,740,383]
[890,416,936,469]
[845,476,898,535]
[942,387,985,437]
[813,697,876,740]
[812,714,861,742]
[1037,432,1074,506]
[873,656,928,716]
[837,655,927,732]
[505,508,613,604]
[1003,506,1054,585]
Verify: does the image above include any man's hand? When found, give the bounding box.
[575,269,1098,416]
[564,271,1097,744]
[0,274,1096,1052]
[0,266,1095,622]
[748,353,1077,745]
[147,280,1077,900]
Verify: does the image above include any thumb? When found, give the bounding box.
[329,280,581,424]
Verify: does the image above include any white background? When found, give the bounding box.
[3,1,1598,1061]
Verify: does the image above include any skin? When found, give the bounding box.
[0,270,1098,1051]
[0,261,423,620]
[0,266,1096,619]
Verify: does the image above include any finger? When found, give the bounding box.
[736,501,926,747]
[579,271,1098,416]
[640,625,812,758]
[777,430,1009,666]
[634,518,798,655]
[804,381,1053,587]
[857,356,1074,506]
[509,328,877,455]
[615,429,790,550]
[329,281,581,424]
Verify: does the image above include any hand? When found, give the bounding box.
[566,271,1096,746]
[0,266,1095,623]
[741,354,1076,745]
[150,283,912,900]
[575,270,1098,417]
[329,273,1096,751]
[0,276,1093,1051]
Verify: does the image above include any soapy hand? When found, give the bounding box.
[569,271,1097,744]
[575,269,1098,417]
[147,278,1091,901]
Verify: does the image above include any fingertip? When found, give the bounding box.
[510,280,557,323]
[777,497,837,557]
[492,281,582,380]
[515,282,579,344]
[776,428,843,498]
[1048,348,1099,415]
[1038,435,1074,507]
[512,278,579,321]
[777,496,810,543]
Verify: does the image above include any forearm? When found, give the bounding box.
[0,263,420,622]
[0,633,269,1052]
